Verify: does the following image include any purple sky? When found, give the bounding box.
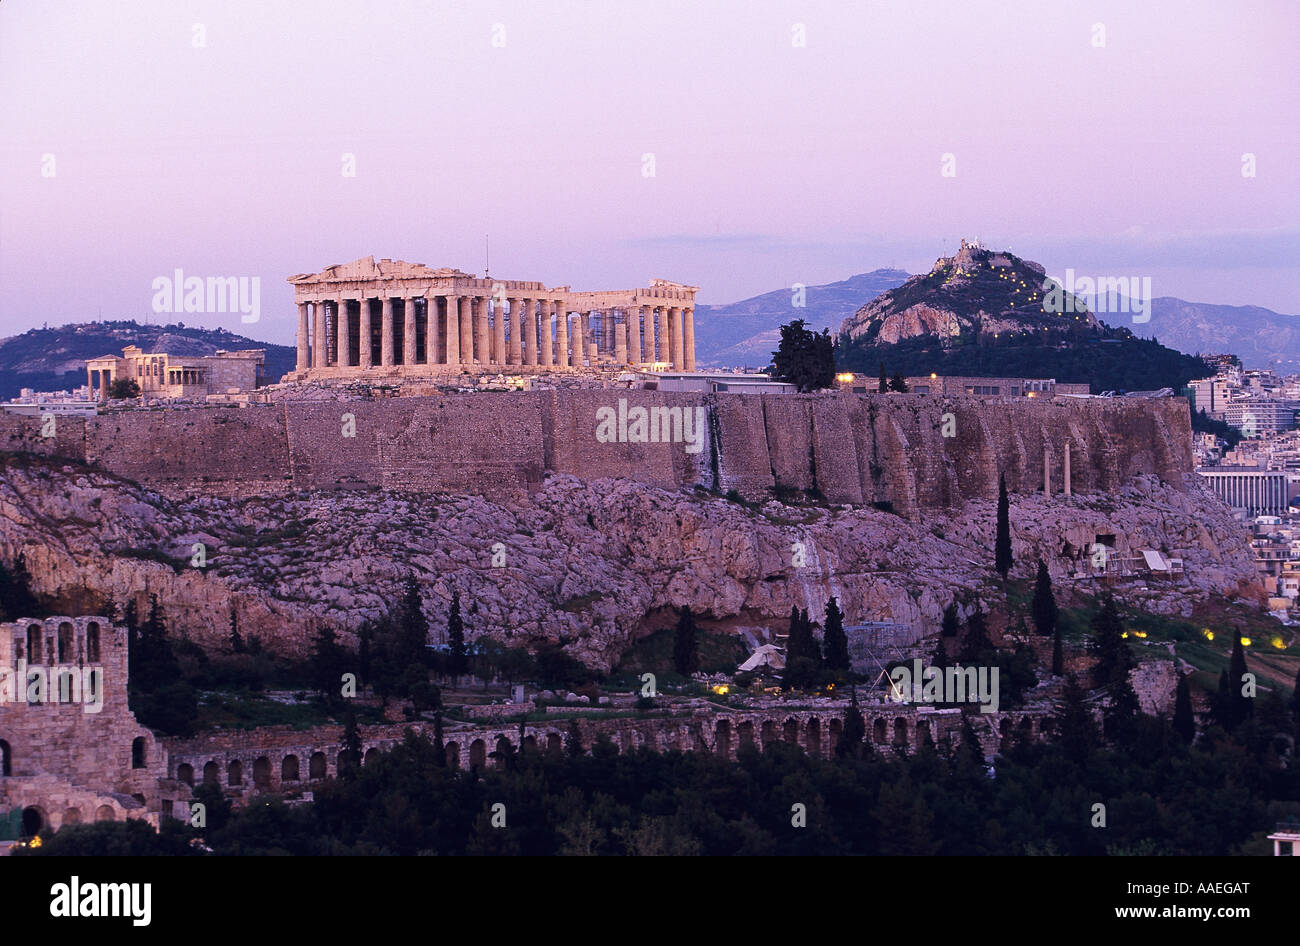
[2,0,1297,345]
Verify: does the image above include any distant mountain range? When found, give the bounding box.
[692,269,909,366]
[1130,298,1300,369]
[0,321,295,400]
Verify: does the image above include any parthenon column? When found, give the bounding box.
[580,312,591,361]
[1064,440,1072,498]
[670,306,685,370]
[457,296,473,365]
[359,296,373,369]
[296,302,310,371]
[570,316,582,366]
[509,298,523,365]
[555,303,569,367]
[540,301,554,367]
[313,301,327,368]
[423,293,438,365]
[492,298,506,365]
[474,297,490,365]
[683,307,695,371]
[444,295,460,365]
[615,323,628,364]
[523,298,538,366]
[640,306,653,364]
[403,298,418,366]
[655,306,669,363]
[338,296,351,367]
[628,309,642,364]
[381,297,395,367]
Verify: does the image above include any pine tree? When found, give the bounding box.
[783,607,820,690]
[821,597,851,673]
[1228,632,1253,726]
[888,372,908,393]
[339,708,362,780]
[447,590,468,677]
[398,575,430,668]
[958,604,993,664]
[994,474,1012,579]
[1031,559,1057,638]
[1089,595,1129,689]
[940,600,960,638]
[1050,674,1096,765]
[1051,624,1064,676]
[878,362,888,393]
[309,625,348,704]
[672,605,698,676]
[1172,674,1195,745]
[228,608,244,654]
[835,693,866,759]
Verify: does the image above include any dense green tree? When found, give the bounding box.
[1050,674,1096,765]
[821,597,851,673]
[1173,674,1195,745]
[888,372,908,393]
[835,693,867,759]
[1031,559,1057,638]
[446,590,468,677]
[108,378,140,399]
[994,473,1012,579]
[565,720,584,758]
[770,319,835,393]
[1089,595,1129,689]
[940,600,960,638]
[878,361,888,394]
[672,605,698,676]
[1051,624,1064,676]
[0,553,39,621]
[958,604,994,664]
[783,607,821,690]
[308,625,348,704]
[339,709,362,781]
[228,608,244,654]
[1228,632,1253,725]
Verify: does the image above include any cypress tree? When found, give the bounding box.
[835,692,866,759]
[673,605,699,676]
[565,719,584,758]
[1050,674,1096,765]
[398,575,430,668]
[940,600,960,638]
[1228,632,1253,725]
[229,608,244,654]
[447,590,468,677]
[783,607,820,690]
[878,361,888,394]
[1089,595,1129,689]
[958,604,993,664]
[1172,674,1195,745]
[1031,559,1057,638]
[994,474,1012,579]
[821,597,851,673]
[888,372,909,393]
[1051,624,1064,676]
[340,708,362,780]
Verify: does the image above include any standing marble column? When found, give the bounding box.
[359,296,373,368]
[444,295,460,365]
[509,298,523,365]
[615,323,628,364]
[455,296,472,365]
[1064,440,1072,498]
[313,301,327,368]
[580,312,591,362]
[556,303,569,367]
[381,297,395,366]
[640,306,653,364]
[402,298,418,366]
[670,306,685,370]
[522,298,538,366]
[628,310,642,364]
[570,316,581,366]
[655,307,669,363]
[683,307,696,371]
[539,301,554,367]
[471,297,487,364]
[492,297,506,365]
[423,293,438,365]
[338,296,351,367]
[296,302,310,371]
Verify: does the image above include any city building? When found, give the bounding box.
[899,375,1091,397]
[1196,467,1292,517]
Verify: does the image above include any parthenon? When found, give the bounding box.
[287,256,699,379]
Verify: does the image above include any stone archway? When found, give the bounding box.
[95,805,115,823]
[737,720,755,752]
[281,756,300,782]
[203,761,219,784]
[21,806,46,837]
[227,760,243,786]
[364,748,380,767]
[893,718,909,748]
[806,718,821,758]
[469,739,486,769]
[0,738,11,776]
[445,742,460,769]
[253,757,271,788]
[62,808,82,827]
[783,718,800,747]
[309,752,327,779]
[872,718,887,744]
[761,720,778,748]
[545,733,562,755]
[177,763,194,786]
[715,719,732,759]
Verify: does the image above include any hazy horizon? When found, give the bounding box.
[2,0,1297,346]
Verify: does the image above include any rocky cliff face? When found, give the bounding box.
[0,457,1260,670]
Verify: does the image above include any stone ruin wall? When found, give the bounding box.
[0,391,1194,511]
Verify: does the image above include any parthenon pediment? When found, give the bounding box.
[288,256,472,284]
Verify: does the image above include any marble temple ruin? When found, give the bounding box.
[287,256,699,379]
